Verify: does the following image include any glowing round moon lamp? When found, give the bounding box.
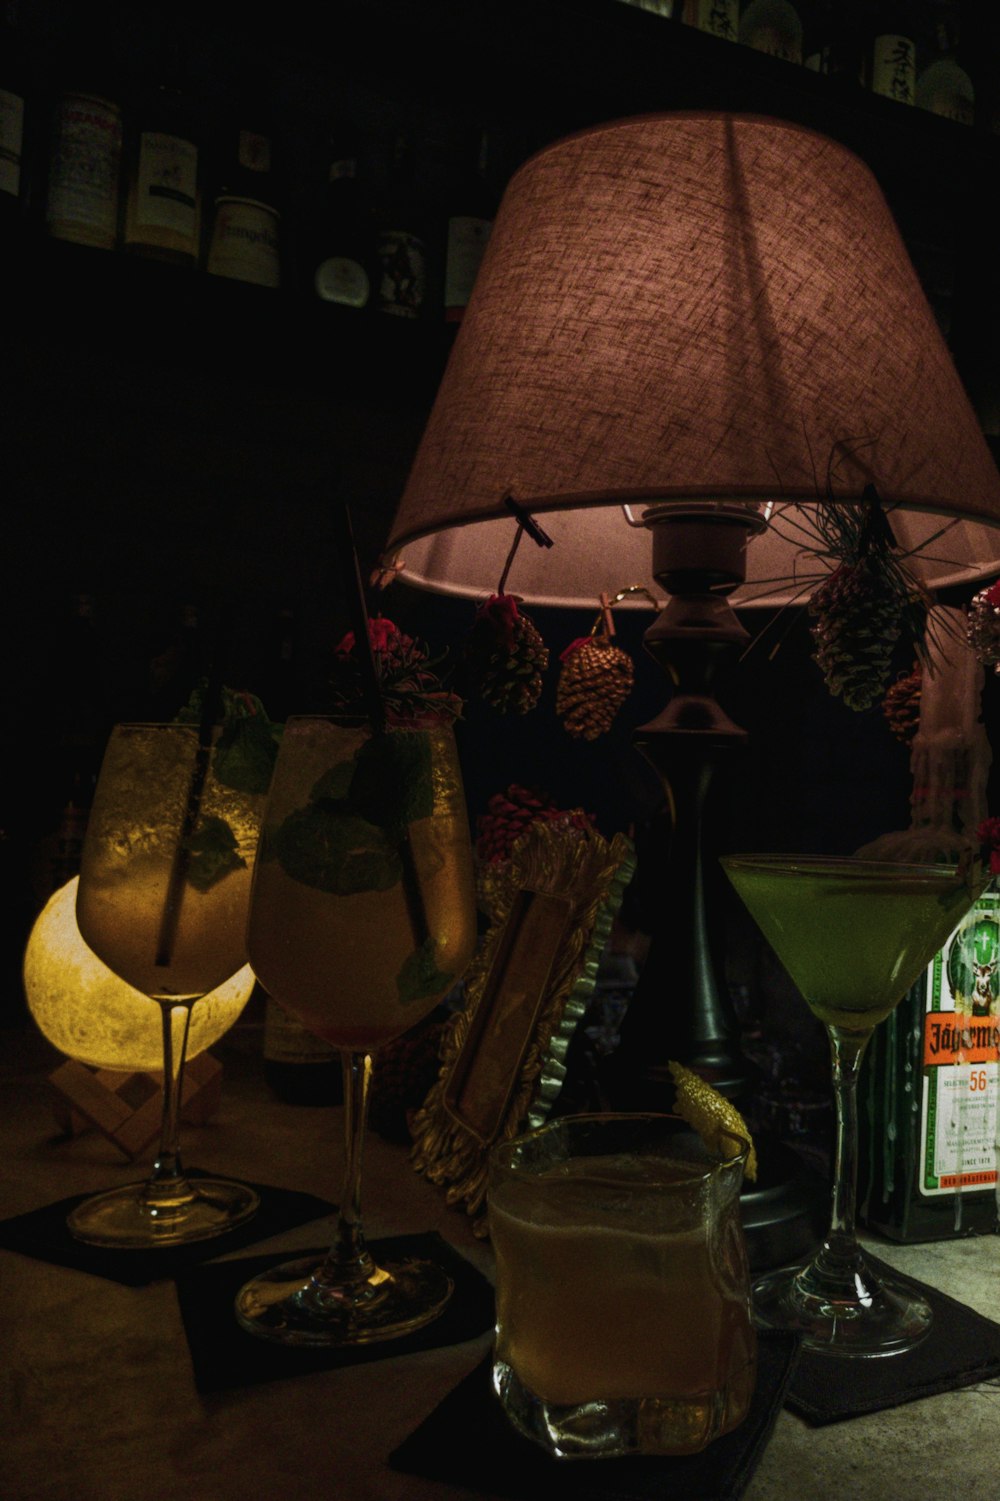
[23,877,255,1072]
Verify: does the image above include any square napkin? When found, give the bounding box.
[0,1172,334,1287]
[173,1231,496,1392]
[389,1330,801,1501]
[784,1253,1000,1423]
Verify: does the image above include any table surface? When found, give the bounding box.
[3,1020,1000,1501]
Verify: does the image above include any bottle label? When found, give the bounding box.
[207,196,281,287]
[445,214,492,321]
[872,34,916,105]
[919,888,1000,1196]
[315,254,369,307]
[918,67,975,127]
[135,130,198,237]
[46,93,122,241]
[263,998,337,1063]
[743,24,802,65]
[0,85,24,198]
[685,0,738,41]
[376,228,426,317]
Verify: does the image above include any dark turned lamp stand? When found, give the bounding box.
[609,503,826,1270]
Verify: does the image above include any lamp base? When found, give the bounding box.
[741,1137,826,1273]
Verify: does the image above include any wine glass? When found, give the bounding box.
[68,722,266,1248]
[234,715,477,1346]
[722,854,984,1356]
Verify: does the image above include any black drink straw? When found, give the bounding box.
[154,643,225,972]
[333,500,429,946]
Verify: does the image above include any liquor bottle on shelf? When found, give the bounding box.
[444,127,495,327]
[44,40,123,250]
[866,1,920,106]
[206,91,282,289]
[916,2,975,126]
[123,38,202,265]
[682,0,739,42]
[615,1,677,16]
[858,609,999,1242]
[373,128,429,321]
[1,0,31,223]
[739,0,803,64]
[305,124,373,310]
[262,993,342,1105]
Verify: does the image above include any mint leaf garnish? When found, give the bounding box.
[311,760,355,802]
[350,732,433,839]
[269,804,401,894]
[215,711,281,795]
[396,936,453,1005]
[183,815,246,891]
[175,684,282,795]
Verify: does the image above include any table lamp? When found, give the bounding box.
[384,112,1000,1123]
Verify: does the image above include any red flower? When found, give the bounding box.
[334,618,413,658]
[474,594,521,647]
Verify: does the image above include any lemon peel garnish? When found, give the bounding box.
[668,1060,758,1182]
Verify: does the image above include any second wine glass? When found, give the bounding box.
[235,715,477,1346]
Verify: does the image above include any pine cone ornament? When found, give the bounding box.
[809,562,904,710]
[556,635,634,739]
[462,594,549,714]
[475,784,561,864]
[882,662,922,743]
[967,582,1000,672]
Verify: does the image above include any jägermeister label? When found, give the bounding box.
[860,884,1000,1242]
[919,889,1000,1198]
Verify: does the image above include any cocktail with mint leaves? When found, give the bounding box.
[68,706,274,1248]
[235,715,477,1346]
[722,854,984,1356]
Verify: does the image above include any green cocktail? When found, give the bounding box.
[722,855,983,1357]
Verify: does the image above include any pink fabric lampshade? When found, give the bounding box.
[387,112,1000,608]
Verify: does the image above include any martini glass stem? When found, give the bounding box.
[823,1024,870,1264]
[148,1000,195,1195]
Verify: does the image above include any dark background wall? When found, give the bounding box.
[4,0,1000,1055]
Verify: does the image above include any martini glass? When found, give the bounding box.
[235,715,477,1346]
[721,854,983,1357]
[69,723,265,1247]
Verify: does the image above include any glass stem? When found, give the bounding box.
[150,1001,194,1186]
[318,1051,377,1293]
[821,1023,872,1267]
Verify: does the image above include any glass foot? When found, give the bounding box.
[67,1176,260,1249]
[234,1251,454,1347]
[753,1251,932,1357]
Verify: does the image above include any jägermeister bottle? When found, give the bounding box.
[858,610,999,1241]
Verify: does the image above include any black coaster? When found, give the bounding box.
[389,1331,800,1501]
[785,1254,1000,1424]
[0,1172,334,1287]
[173,1231,496,1392]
